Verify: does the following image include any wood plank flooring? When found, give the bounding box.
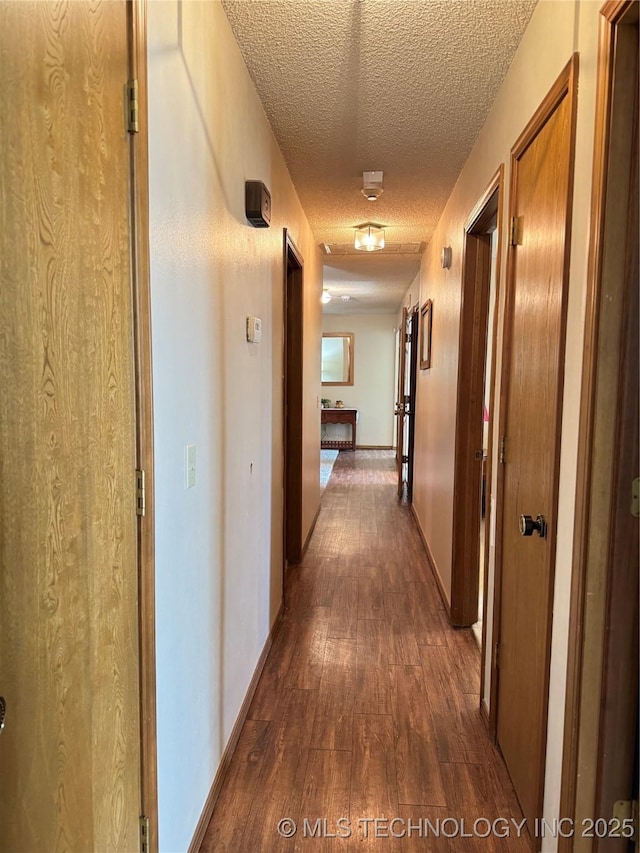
[201,451,530,852]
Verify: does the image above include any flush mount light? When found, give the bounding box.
[354,223,385,252]
[361,170,383,202]
[321,289,332,304]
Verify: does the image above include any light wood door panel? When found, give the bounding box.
[0,2,141,850]
[496,61,576,835]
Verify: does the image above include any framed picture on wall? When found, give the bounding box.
[420,299,433,370]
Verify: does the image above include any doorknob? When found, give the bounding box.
[0,696,5,733]
[519,514,547,538]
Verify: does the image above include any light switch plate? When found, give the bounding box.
[186,444,196,489]
[246,316,262,343]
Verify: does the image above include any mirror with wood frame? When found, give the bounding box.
[321,333,354,386]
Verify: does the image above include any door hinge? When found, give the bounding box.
[136,469,146,517]
[126,79,139,134]
[402,455,409,464]
[139,815,150,853]
[611,799,638,839]
[499,436,507,464]
[493,642,500,670]
[474,449,484,461]
[631,477,639,518]
[509,216,523,246]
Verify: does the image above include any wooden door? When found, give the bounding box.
[405,308,419,501]
[395,307,418,499]
[496,58,578,834]
[0,3,142,850]
[594,65,638,852]
[558,9,638,847]
[284,232,304,564]
[395,307,408,496]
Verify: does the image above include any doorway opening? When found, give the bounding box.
[451,167,503,633]
[473,227,499,650]
[395,306,419,500]
[283,231,305,567]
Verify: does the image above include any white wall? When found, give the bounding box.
[401,273,421,314]
[322,314,397,447]
[147,3,322,850]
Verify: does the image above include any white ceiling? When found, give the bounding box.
[322,254,420,315]
[222,0,538,313]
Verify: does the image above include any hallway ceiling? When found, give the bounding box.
[222,0,538,313]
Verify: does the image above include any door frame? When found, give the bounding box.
[450,166,504,629]
[491,55,579,826]
[283,230,305,565]
[406,306,419,502]
[559,2,639,845]
[396,307,408,496]
[128,2,159,849]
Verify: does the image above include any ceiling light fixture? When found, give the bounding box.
[354,223,385,252]
[321,288,332,304]
[361,170,383,201]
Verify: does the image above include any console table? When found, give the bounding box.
[321,408,357,451]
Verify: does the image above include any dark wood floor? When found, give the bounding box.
[201,451,530,852]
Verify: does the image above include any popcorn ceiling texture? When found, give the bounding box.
[222,0,538,309]
[322,255,420,315]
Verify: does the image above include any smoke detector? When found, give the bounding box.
[361,170,383,202]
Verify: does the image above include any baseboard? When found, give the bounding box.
[355,444,393,450]
[188,601,284,853]
[480,697,490,729]
[410,504,451,617]
[301,502,321,558]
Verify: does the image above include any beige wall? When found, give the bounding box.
[147,2,321,849]
[322,314,397,447]
[408,1,601,847]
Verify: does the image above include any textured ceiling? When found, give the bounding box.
[322,254,421,315]
[222,0,538,312]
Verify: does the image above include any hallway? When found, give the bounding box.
[201,451,529,852]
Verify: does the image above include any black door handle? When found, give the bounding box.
[519,514,547,538]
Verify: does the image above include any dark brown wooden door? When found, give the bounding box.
[0,3,142,849]
[395,307,408,496]
[405,309,419,501]
[395,307,418,499]
[284,234,304,564]
[595,65,638,851]
[496,60,577,834]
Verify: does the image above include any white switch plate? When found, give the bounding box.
[246,315,262,343]
[186,444,196,489]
